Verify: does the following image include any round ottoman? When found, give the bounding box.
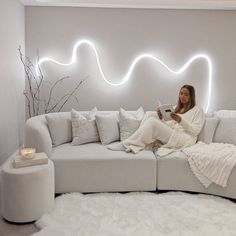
[1,153,55,223]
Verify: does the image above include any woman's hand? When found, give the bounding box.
[157,108,162,120]
[171,113,182,123]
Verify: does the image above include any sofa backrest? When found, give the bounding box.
[25,111,120,157]
[45,112,72,146]
[214,110,236,118]
[25,110,236,158]
[46,111,119,146]
[197,116,220,144]
[25,114,53,157]
[213,117,236,145]
[198,115,236,145]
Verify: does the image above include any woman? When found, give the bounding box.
[115,84,205,154]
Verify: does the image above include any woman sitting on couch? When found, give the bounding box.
[111,84,205,154]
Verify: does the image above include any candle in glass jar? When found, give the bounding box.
[20,148,36,160]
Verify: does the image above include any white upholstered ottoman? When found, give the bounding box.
[0,153,55,223]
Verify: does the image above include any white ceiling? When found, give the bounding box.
[18,0,236,9]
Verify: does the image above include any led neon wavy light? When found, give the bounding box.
[37,39,212,112]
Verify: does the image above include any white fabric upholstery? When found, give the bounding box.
[95,113,120,145]
[51,142,156,193]
[24,110,236,200]
[198,116,220,143]
[123,117,173,153]
[213,118,236,145]
[1,155,55,222]
[25,115,53,157]
[46,112,72,146]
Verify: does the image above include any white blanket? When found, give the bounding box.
[183,142,236,188]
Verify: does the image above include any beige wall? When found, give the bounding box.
[25,7,236,113]
[0,0,25,164]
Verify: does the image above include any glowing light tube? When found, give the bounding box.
[37,40,212,112]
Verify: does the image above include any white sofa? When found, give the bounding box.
[24,110,236,199]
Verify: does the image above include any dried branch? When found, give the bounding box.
[57,79,86,112]
[18,46,87,117]
[46,77,87,113]
[18,46,35,116]
[45,76,70,113]
[23,90,31,118]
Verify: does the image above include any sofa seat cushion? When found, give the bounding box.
[157,151,236,199]
[51,142,157,193]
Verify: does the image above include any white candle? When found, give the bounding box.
[20,148,36,160]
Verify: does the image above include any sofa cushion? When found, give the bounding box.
[213,118,236,145]
[95,113,120,145]
[45,112,72,146]
[71,108,100,145]
[119,107,144,141]
[51,142,156,193]
[198,117,220,144]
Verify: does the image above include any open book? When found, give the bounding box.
[158,104,174,121]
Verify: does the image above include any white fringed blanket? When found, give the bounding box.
[183,142,236,187]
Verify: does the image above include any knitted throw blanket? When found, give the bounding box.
[183,142,236,188]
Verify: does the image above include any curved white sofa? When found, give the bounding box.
[25,112,157,193]
[24,111,236,199]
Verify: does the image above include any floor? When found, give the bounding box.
[0,217,38,236]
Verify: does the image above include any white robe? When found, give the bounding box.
[123,105,205,154]
[162,105,205,149]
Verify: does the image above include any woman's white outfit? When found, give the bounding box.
[122,105,205,154]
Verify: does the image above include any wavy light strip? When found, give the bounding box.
[37,39,212,112]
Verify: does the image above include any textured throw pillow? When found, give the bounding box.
[95,113,120,145]
[198,117,220,144]
[213,118,236,145]
[46,112,72,146]
[119,107,145,141]
[71,107,100,145]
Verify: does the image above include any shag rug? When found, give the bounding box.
[32,191,236,236]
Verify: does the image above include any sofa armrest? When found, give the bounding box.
[24,115,52,157]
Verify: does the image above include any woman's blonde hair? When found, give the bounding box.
[175,84,196,114]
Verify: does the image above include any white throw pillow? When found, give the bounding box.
[198,117,220,144]
[71,108,100,145]
[46,112,72,146]
[95,113,120,145]
[213,118,236,145]
[119,107,145,141]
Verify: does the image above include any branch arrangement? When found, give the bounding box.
[18,46,87,118]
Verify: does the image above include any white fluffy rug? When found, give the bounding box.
[32,191,236,236]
